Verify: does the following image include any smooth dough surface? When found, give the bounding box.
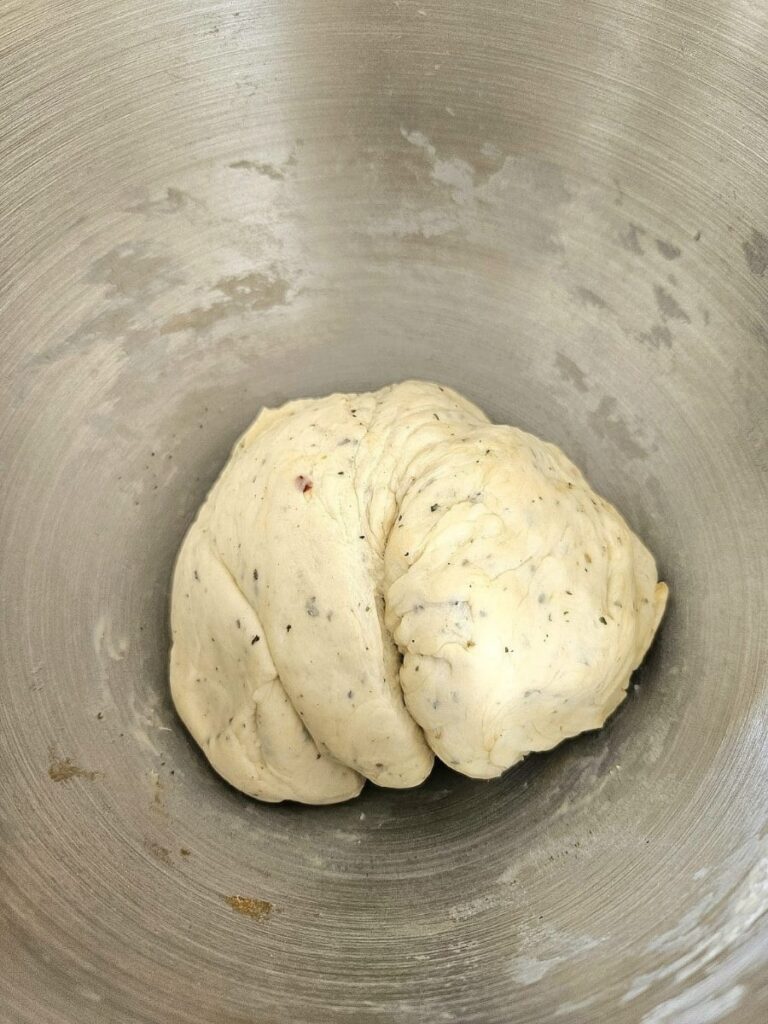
[170,381,668,803]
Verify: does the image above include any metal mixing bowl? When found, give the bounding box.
[2,2,767,1022]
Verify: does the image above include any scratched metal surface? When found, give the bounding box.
[1,1,767,1022]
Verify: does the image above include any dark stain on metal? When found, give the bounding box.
[654,284,690,324]
[151,772,168,818]
[145,841,172,865]
[87,242,179,299]
[33,305,153,367]
[588,397,649,460]
[575,287,608,310]
[225,895,274,921]
[160,270,290,334]
[620,223,645,255]
[743,229,768,276]
[126,187,194,216]
[638,323,673,349]
[555,352,589,392]
[48,755,99,783]
[229,159,284,180]
[655,239,681,260]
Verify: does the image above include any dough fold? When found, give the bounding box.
[170,382,667,803]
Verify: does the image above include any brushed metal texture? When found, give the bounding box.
[1,2,766,1022]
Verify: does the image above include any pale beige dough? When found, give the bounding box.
[170,381,667,803]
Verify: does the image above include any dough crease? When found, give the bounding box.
[170,382,667,803]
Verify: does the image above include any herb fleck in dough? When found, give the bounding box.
[170,381,668,804]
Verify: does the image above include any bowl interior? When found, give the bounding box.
[1,2,767,1022]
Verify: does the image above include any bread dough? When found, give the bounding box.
[170,382,668,803]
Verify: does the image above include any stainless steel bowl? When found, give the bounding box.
[2,2,767,1021]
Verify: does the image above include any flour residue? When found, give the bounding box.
[93,612,129,662]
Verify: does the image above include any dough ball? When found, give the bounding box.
[170,382,667,803]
